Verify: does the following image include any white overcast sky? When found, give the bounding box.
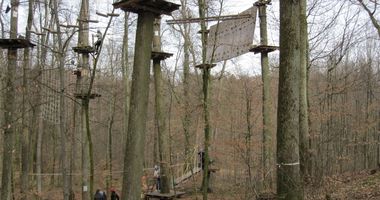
[10,0,278,74]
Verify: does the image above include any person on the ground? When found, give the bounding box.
[198,149,205,170]
[153,164,161,191]
[94,189,107,200]
[110,188,120,200]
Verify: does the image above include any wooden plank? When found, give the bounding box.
[174,167,201,185]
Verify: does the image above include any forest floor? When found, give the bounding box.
[304,170,380,200]
[177,169,380,199]
[23,169,380,199]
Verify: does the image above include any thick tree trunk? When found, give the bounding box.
[277,0,303,199]
[1,0,18,199]
[121,12,130,154]
[36,1,51,196]
[152,18,172,194]
[20,0,34,199]
[179,0,193,171]
[257,1,274,191]
[77,0,91,198]
[299,0,310,179]
[197,1,212,199]
[121,11,154,200]
[53,0,70,197]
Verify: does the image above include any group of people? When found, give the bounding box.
[94,188,119,200]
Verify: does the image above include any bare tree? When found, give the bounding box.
[354,0,380,37]
[20,0,35,199]
[1,0,19,199]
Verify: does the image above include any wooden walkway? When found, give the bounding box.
[145,191,185,200]
[174,167,202,185]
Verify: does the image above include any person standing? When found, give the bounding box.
[110,189,120,200]
[153,165,161,191]
[94,30,102,54]
[94,189,107,200]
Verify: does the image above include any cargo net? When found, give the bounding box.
[41,68,61,124]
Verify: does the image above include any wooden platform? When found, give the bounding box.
[72,46,95,54]
[151,51,173,60]
[197,29,210,34]
[74,93,101,99]
[72,69,81,76]
[145,191,185,200]
[0,39,36,49]
[249,45,279,54]
[195,63,216,69]
[113,0,180,15]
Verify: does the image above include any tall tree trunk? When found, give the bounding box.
[106,92,116,190]
[179,0,193,172]
[299,0,310,179]
[121,12,130,156]
[197,0,212,199]
[243,81,254,198]
[1,0,18,199]
[106,44,117,190]
[20,0,34,199]
[78,0,91,198]
[257,1,274,191]
[277,0,303,199]
[121,11,154,200]
[152,18,172,194]
[52,0,70,198]
[36,0,51,196]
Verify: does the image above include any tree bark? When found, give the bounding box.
[121,12,130,157]
[299,0,310,179]
[277,0,303,199]
[121,11,154,200]
[197,0,212,199]
[257,1,274,191]
[77,0,91,198]
[53,0,70,198]
[20,0,34,199]
[1,0,18,199]
[152,18,172,194]
[36,0,51,196]
[179,0,193,172]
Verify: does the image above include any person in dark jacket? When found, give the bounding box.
[110,189,120,200]
[94,189,107,200]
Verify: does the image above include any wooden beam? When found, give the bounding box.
[166,14,252,24]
